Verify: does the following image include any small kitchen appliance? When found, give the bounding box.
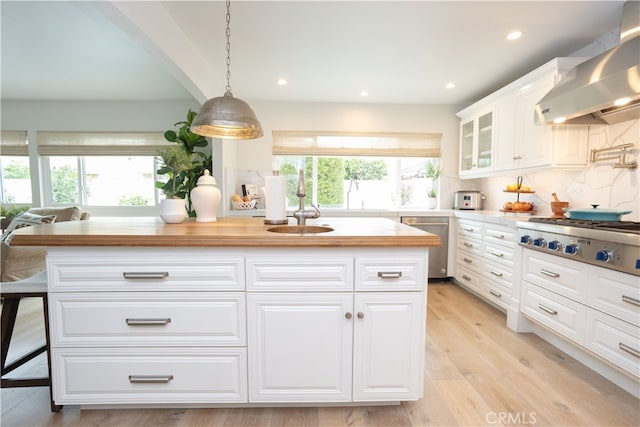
[518,217,640,276]
[453,191,484,210]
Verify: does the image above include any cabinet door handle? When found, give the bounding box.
[126,318,172,326]
[123,272,169,280]
[489,290,502,298]
[490,251,504,258]
[463,257,473,264]
[490,270,503,277]
[345,312,353,320]
[537,304,558,315]
[619,343,640,359]
[622,295,640,307]
[357,312,365,319]
[540,269,559,278]
[377,271,402,279]
[128,375,174,383]
[462,274,472,281]
[463,242,473,248]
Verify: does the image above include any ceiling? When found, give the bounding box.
[1,1,626,106]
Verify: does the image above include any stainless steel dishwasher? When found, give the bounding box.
[401,216,449,280]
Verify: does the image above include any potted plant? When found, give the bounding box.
[156,145,196,223]
[425,161,442,209]
[161,109,212,217]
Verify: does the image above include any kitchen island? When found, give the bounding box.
[10,217,439,408]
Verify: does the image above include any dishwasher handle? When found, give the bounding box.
[404,222,449,226]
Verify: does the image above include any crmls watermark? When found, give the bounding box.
[486,411,537,425]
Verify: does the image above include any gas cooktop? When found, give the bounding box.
[528,217,640,233]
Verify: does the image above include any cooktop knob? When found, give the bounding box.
[564,244,579,255]
[547,240,561,251]
[533,237,546,248]
[520,235,532,245]
[595,250,612,263]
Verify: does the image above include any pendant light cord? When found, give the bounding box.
[225,0,232,94]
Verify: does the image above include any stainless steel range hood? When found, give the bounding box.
[535,1,640,125]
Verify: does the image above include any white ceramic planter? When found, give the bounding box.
[160,198,187,224]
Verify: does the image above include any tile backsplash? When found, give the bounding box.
[480,119,640,221]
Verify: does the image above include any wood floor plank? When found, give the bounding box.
[316,406,365,427]
[360,404,412,427]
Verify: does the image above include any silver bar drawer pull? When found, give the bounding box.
[492,234,505,239]
[123,272,169,280]
[619,343,640,359]
[490,271,503,277]
[377,271,402,279]
[463,227,474,232]
[128,375,174,383]
[462,274,472,281]
[463,242,473,248]
[538,304,558,315]
[621,295,640,307]
[463,257,473,264]
[489,290,502,298]
[490,251,504,258]
[540,269,559,278]
[126,318,172,326]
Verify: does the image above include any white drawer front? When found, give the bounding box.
[247,257,353,291]
[484,243,514,269]
[52,348,247,404]
[356,257,425,291]
[48,256,244,292]
[456,250,482,274]
[455,266,482,292]
[586,310,640,378]
[522,283,586,344]
[587,268,640,327]
[457,220,483,239]
[482,259,513,290]
[523,250,587,303]
[483,224,516,249]
[483,280,512,309]
[457,235,482,258]
[50,292,246,347]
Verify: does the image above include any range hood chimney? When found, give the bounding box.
[535,1,640,125]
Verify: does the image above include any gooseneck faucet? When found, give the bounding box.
[293,169,320,225]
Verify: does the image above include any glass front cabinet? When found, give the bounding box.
[458,106,495,177]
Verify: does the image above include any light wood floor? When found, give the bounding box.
[2,283,638,427]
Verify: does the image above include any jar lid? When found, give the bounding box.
[197,170,217,186]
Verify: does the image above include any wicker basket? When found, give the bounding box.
[232,200,257,210]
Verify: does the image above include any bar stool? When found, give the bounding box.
[1,271,62,412]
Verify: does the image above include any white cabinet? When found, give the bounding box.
[454,219,483,292]
[247,293,354,402]
[458,106,494,177]
[459,57,589,178]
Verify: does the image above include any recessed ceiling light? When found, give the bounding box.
[553,117,566,124]
[445,82,455,89]
[360,90,369,97]
[277,78,288,86]
[614,97,631,106]
[507,31,523,41]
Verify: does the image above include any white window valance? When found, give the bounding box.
[37,131,171,156]
[272,131,442,157]
[0,131,28,156]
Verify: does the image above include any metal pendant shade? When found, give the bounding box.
[191,90,263,139]
[191,0,263,140]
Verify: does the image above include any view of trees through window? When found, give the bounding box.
[275,156,440,209]
[0,157,32,204]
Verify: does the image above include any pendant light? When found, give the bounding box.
[191,0,263,139]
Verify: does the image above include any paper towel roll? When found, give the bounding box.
[265,176,286,222]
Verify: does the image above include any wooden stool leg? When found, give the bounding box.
[1,297,20,372]
[41,294,62,412]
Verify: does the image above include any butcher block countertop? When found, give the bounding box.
[9,217,441,248]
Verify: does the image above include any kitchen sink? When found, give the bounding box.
[267,225,334,234]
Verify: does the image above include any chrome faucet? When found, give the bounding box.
[292,169,320,225]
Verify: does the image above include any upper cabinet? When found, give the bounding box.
[458,105,495,177]
[458,57,590,179]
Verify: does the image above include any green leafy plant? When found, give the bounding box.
[156,145,197,199]
[425,160,442,198]
[157,109,212,216]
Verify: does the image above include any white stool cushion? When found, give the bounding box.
[1,271,47,294]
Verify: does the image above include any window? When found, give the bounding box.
[0,131,32,204]
[38,132,170,209]
[273,131,442,210]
